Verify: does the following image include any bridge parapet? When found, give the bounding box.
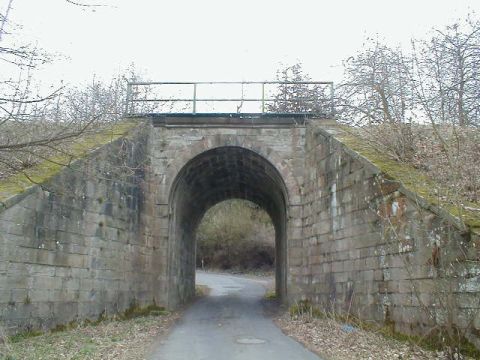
[125,81,334,120]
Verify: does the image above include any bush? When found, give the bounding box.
[196,199,275,270]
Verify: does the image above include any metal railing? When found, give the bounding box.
[125,81,334,117]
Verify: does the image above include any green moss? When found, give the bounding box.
[51,324,68,333]
[0,121,138,203]
[6,301,168,345]
[120,303,168,320]
[264,290,277,300]
[338,131,432,189]
[335,128,480,233]
[9,330,43,343]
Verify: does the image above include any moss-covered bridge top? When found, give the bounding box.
[0,121,137,208]
[330,125,480,235]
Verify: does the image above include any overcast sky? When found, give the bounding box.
[2,0,480,86]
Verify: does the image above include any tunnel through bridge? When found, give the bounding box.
[167,146,291,306]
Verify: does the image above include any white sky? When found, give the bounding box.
[2,0,480,86]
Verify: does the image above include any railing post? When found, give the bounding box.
[192,83,197,114]
[329,82,335,119]
[261,83,265,113]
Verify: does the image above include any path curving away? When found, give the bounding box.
[148,271,322,360]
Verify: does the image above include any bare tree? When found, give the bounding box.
[336,38,416,126]
[411,16,480,127]
[336,39,417,161]
[267,63,331,115]
[0,1,140,181]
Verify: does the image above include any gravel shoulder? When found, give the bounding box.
[274,313,474,360]
[0,312,179,360]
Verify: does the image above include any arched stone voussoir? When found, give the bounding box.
[165,134,302,207]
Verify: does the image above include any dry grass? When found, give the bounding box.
[0,312,179,360]
[275,313,474,360]
[0,120,117,181]
[355,124,480,205]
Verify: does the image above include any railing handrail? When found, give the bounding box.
[127,81,333,85]
[125,81,335,117]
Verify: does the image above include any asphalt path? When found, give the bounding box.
[148,271,321,360]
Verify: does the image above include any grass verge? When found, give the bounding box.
[0,310,178,360]
[280,300,480,359]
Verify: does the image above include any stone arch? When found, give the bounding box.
[164,134,302,209]
[166,144,294,307]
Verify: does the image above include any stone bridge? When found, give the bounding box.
[0,114,479,348]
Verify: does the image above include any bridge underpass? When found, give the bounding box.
[0,81,479,350]
[168,146,288,305]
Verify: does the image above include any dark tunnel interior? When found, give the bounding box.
[167,146,289,306]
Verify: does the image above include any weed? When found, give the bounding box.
[195,285,210,297]
[289,300,324,319]
[264,290,277,300]
[9,330,43,343]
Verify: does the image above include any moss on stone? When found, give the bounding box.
[8,329,43,343]
[334,127,480,233]
[0,121,138,203]
[120,304,168,320]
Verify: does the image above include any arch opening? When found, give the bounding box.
[167,146,289,307]
[196,199,276,272]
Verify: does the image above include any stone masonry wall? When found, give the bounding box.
[2,117,478,346]
[297,121,480,347]
[0,120,308,332]
[0,125,162,333]
[148,124,306,307]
